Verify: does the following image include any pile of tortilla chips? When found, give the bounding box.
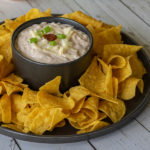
[0,9,146,135]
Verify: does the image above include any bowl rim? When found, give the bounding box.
[11,17,93,66]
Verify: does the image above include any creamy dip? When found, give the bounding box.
[15,22,90,64]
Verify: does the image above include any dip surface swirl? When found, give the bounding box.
[15,22,90,64]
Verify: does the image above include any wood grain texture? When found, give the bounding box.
[90,120,150,150]
[17,140,93,150]
[0,0,150,149]
[94,0,150,56]
[0,135,20,150]
[121,0,150,26]
[0,0,31,21]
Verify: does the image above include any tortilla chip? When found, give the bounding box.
[79,57,105,95]
[113,56,132,82]
[103,44,142,62]
[69,86,91,101]
[55,120,66,128]
[68,86,88,113]
[119,77,144,100]
[107,55,126,69]
[2,73,23,85]
[1,81,23,95]
[24,107,40,128]
[0,94,11,123]
[0,33,12,63]
[94,25,122,55]
[11,94,25,113]
[97,58,109,75]
[37,91,75,110]
[99,99,126,123]
[25,8,51,21]
[39,76,62,96]
[22,88,37,106]
[62,11,103,29]
[1,124,28,133]
[112,77,118,99]
[129,55,146,79]
[30,108,67,134]
[17,107,33,124]
[0,58,14,79]
[77,120,109,134]
[0,24,10,36]
[72,98,85,113]
[82,97,99,120]
[79,57,118,103]
[105,65,113,97]
[0,105,2,122]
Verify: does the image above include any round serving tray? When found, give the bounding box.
[0,15,150,143]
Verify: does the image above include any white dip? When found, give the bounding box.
[15,22,90,64]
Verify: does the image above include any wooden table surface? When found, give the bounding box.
[0,0,150,149]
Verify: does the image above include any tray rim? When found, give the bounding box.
[0,16,150,143]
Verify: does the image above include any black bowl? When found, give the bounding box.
[11,17,93,91]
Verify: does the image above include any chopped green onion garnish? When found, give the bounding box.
[44,26,51,33]
[36,30,44,37]
[30,37,38,43]
[49,41,56,46]
[40,30,44,35]
[57,34,66,39]
[36,32,43,38]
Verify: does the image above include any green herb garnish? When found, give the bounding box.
[49,40,56,46]
[44,26,51,33]
[57,34,66,39]
[30,37,38,43]
[36,32,43,38]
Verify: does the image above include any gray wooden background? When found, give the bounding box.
[0,0,150,150]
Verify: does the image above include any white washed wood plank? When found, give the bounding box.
[121,0,150,26]
[0,0,32,22]
[0,135,20,150]
[17,140,93,150]
[26,0,72,14]
[91,120,150,150]
[74,0,117,25]
[136,102,150,131]
[94,0,150,56]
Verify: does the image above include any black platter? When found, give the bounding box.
[0,15,150,143]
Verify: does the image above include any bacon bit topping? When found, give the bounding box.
[43,34,57,41]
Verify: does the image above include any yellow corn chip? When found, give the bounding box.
[25,8,51,21]
[94,25,122,56]
[1,81,23,96]
[0,94,11,123]
[1,124,28,133]
[113,56,132,82]
[99,99,126,123]
[30,108,67,135]
[39,76,62,96]
[0,58,14,79]
[55,120,66,128]
[2,73,23,85]
[112,77,118,99]
[119,77,144,100]
[37,91,75,110]
[105,65,113,97]
[79,57,118,103]
[103,44,142,62]
[107,55,126,69]
[62,11,103,29]
[22,88,37,106]
[129,55,146,79]
[77,120,109,134]
[11,94,25,113]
